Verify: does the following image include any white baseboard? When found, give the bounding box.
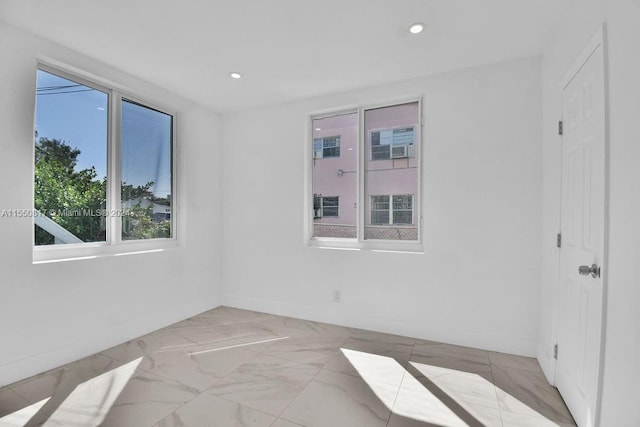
[223,293,537,357]
[537,342,557,385]
[0,299,221,388]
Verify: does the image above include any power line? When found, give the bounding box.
[36,89,94,96]
[37,84,82,91]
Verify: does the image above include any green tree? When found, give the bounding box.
[34,138,106,244]
[121,181,171,240]
[34,138,170,245]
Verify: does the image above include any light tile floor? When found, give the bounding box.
[0,307,576,427]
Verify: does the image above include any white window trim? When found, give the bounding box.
[33,61,178,263]
[305,97,423,253]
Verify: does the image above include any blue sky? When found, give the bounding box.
[35,70,172,197]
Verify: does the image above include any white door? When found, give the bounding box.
[556,34,606,427]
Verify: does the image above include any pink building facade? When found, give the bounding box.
[312,102,419,240]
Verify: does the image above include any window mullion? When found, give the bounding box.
[109,91,122,244]
[357,108,365,242]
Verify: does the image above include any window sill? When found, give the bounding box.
[307,238,424,254]
[33,239,179,264]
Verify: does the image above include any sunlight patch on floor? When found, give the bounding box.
[343,348,566,427]
[341,348,468,426]
[0,397,50,427]
[44,357,142,426]
[410,361,564,426]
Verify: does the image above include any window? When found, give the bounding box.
[371,127,415,160]
[370,195,390,225]
[121,99,173,240]
[34,69,108,246]
[314,196,339,218]
[370,195,413,225]
[311,112,357,239]
[313,136,341,158]
[392,195,413,225]
[33,66,174,256]
[309,101,421,245]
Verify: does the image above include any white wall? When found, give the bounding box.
[222,57,542,356]
[0,22,223,387]
[539,0,640,425]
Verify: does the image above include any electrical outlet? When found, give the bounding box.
[333,289,341,303]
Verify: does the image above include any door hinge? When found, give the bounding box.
[553,344,558,360]
[556,233,562,248]
[558,120,564,136]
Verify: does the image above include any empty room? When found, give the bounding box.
[0,1,638,426]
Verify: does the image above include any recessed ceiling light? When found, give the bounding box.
[314,127,322,131]
[409,23,425,34]
[229,72,243,79]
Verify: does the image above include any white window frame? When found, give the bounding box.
[305,97,423,253]
[33,61,178,263]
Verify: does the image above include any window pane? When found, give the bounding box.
[364,102,419,241]
[392,128,414,146]
[323,196,339,208]
[313,139,324,158]
[324,146,340,157]
[34,69,108,246]
[393,211,413,225]
[121,99,173,240]
[393,195,412,210]
[321,196,339,217]
[371,144,390,160]
[315,136,340,158]
[312,112,357,238]
[370,196,388,210]
[322,207,339,217]
[371,210,389,225]
[323,138,339,148]
[370,196,389,225]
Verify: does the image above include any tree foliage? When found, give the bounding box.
[34,138,170,245]
[34,138,106,244]
[121,181,171,240]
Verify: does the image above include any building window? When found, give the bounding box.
[313,136,341,158]
[392,195,413,225]
[310,101,420,244]
[371,127,415,160]
[314,196,339,218]
[370,195,413,225]
[33,66,174,253]
[370,195,390,225]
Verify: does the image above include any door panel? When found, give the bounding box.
[557,41,605,427]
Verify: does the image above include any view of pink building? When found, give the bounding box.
[312,102,419,240]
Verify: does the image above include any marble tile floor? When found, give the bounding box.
[0,307,576,427]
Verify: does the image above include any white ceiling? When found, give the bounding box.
[0,0,572,112]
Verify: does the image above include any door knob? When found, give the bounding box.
[578,264,600,278]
